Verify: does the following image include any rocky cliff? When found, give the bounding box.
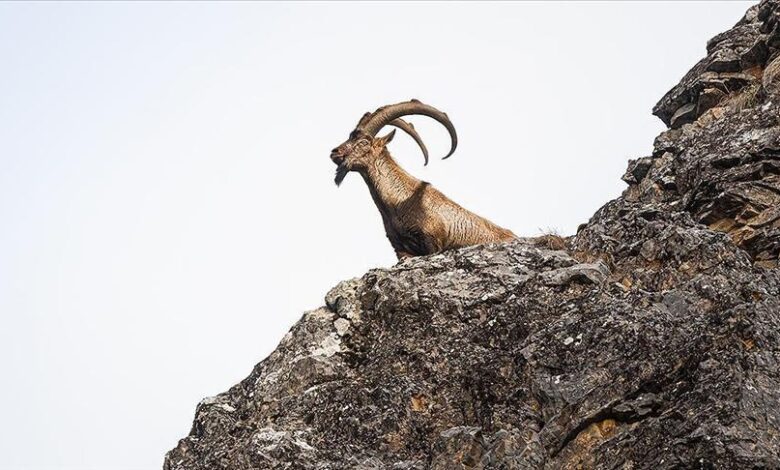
[165,2,780,468]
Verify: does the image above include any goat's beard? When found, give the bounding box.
[334,165,349,186]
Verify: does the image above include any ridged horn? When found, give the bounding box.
[387,118,429,165]
[358,99,457,160]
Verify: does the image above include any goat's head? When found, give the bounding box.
[331,99,458,186]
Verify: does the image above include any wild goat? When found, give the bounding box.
[331,99,516,260]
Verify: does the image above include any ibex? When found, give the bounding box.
[331,99,516,260]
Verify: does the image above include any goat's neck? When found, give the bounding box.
[361,150,421,214]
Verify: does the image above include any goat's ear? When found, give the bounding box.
[377,129,396,147]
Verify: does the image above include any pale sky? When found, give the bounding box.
[0,2,752,469]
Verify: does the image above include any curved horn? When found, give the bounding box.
[387,118,430,165]
[359,99,458,160]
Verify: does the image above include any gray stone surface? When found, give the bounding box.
[165,1,780,468]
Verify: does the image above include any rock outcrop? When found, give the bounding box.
[165,2,780,468]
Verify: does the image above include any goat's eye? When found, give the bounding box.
[357,140,369,148]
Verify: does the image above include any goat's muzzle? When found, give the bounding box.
[330,151,345,166]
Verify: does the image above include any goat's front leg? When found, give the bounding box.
[395,249,415,262]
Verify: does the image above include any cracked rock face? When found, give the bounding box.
[165,2,780,468]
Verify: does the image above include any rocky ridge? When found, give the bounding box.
[165,2,780,468]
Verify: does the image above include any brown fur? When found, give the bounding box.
[332,131,516,260]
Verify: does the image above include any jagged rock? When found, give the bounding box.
[430,427,485,469]
[165,2,780,468]
[764,53,780,94]
[653,1,780,127]
[621,156,653,185]
[538,260,610,286]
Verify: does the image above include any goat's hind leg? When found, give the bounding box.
[394,249,415,262]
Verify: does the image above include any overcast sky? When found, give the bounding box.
[0,2,752,469]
